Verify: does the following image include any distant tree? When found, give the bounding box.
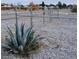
[57,1,62,9]
[1,3,5,6]
[71,5,77,13]
[39,4,42,6]
[41,1,45,10]
[49,4,55,6]
[45,4,49,7]
[39,3,48,7]
[67,4,73,9]
[10,4,14,8]
[20,5,24,8]
[62,3,67,8]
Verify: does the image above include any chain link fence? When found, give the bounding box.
[1,7,77,59]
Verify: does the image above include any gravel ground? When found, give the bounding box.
[1,10,77,59]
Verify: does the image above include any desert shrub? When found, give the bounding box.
[2,22,41,57]
[71,7,77,13]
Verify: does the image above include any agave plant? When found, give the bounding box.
[2,22,40,56]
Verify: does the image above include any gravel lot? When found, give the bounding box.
[1,9,77,59]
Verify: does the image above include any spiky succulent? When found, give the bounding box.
[2,23,40,56]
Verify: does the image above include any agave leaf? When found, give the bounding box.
[7,26,18,49]
[20,23,25,45]
[26,27,33,41]
[15,23,22,46]
[21,23,25,37]
[23,26,32,46]
[30,34,40,43]
[5,37,14,49]
[27,30,35,42]
[5,38,18,51]
[26,31,35,47]
[15,22,20,45]
[7,26,14,38]
[25,30,39,51]
[18,45,23,52]
[2,44,12,51]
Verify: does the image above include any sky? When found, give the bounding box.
[1,0,77,5]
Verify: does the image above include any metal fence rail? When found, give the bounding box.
[1,9,77,19]
[1,15,76,20]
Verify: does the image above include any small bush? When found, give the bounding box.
[2,23,41,57]
[71,7,77,13]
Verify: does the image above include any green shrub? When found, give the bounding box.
[2,23,41,57]
[71,7,77,13]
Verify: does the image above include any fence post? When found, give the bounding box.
[43,9,45,24]
[30,7,33,27]
[13,7,18,25]
[49,8,52,22]
[41,1,45,24]
[57,8,59,20]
